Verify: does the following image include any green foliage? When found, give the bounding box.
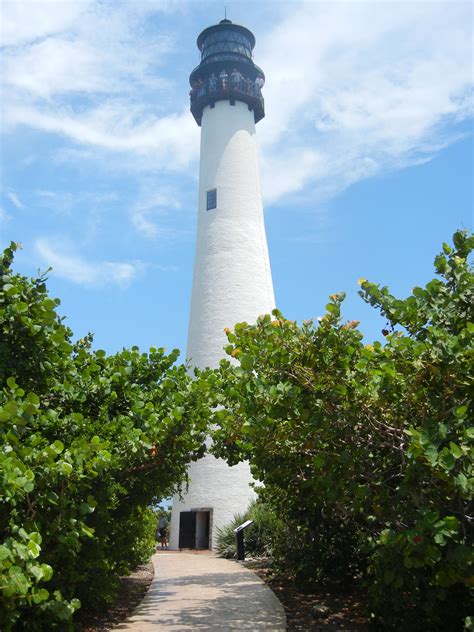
[216,500,283,559]
[212,231,473,630]
[216,511,247,559]
[0,243,215,629]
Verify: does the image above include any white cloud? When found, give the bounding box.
[1,0,199,172]
[35,238,145,288]
[6,190,25,210]
[4,37,117,99]
[35,190,75,215]
[0,207,11,223]
[155,263,179,273]
[4,103,199,171]
[131,190,184,238]
[3,14,173,100]
[257,1,473,203]
[0,1,92,47]
[0,0,181,49]
[35,189,119,217]
[261,148,326,205]
[1,0,472,209]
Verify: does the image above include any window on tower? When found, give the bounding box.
[206,188,217,210]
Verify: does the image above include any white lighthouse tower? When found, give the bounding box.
[169,19,275,550]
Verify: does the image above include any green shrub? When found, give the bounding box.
[0,243,215,629]
[212,230,473,630]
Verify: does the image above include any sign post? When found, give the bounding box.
[234,519,254,561]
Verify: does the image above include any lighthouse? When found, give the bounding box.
[169,19,275,550]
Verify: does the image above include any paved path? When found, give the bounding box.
[116,550,286,631]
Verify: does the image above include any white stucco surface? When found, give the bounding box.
[170,99,275,550]
[187,99,275,368]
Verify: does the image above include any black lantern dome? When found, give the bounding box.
[189,19,265,126]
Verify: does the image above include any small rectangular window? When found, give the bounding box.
[206,188,217,210]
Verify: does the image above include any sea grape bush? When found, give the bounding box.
[212,231,473,630]
[0,243,215,630]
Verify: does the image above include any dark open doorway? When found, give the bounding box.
[179,509,211,549]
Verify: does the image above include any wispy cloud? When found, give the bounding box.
[4,104,199,171]
[1,1,92,47]
[35,190,75,216]
[5,37,118,99]
[131,189,184,238]
[6,190,25,210]
[2,1,199,173]
[1,0,472,211]
[35,238,145,288]
[261,149,326,205]
[0,207,11,224]
[35,189,119,217]
[154,263,179,273]
[257,1,473,203]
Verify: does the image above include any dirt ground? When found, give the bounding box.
[245,560,371,631]
[79,560,154,631]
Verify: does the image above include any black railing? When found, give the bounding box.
[189,73,265,125]
[190,74,264,103]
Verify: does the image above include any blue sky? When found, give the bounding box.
[1,0,472,358]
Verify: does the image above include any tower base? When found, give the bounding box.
[169,454,257,550]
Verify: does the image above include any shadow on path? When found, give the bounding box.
[116,552,286,631]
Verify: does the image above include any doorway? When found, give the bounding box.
[179,509,211,549]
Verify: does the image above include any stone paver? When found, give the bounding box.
[115,550,286,631]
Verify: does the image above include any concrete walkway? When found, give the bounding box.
[116,550,286,631]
